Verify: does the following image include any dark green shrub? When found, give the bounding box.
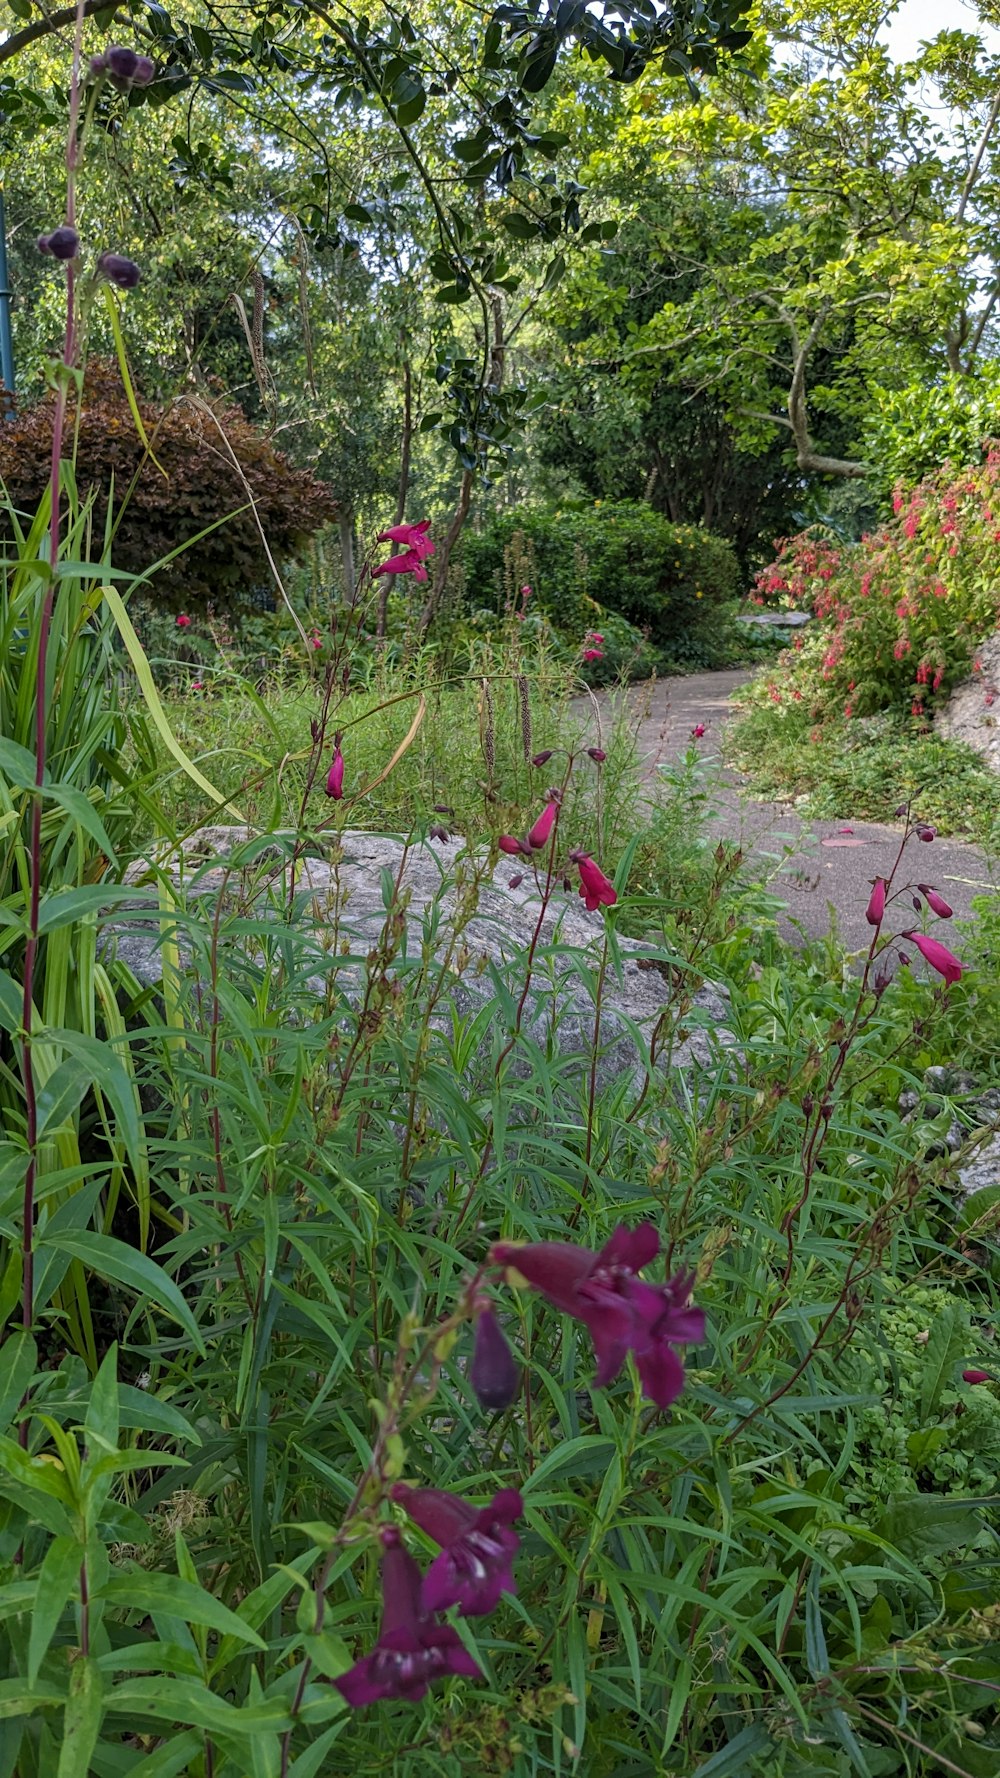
[460,500,740,646]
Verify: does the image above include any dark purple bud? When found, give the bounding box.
[894,802,908,818]
[433,804,454,816]
[97,252,141,290]
[508,874,524,889]
[133,56,155,86]
[429,824,449,843]
[898,949,910,966]
[89,53,108,77]
[470,1305,520,1412]
[916,824,936,842]
[587,747,607,763]
[38,227,80,261]
[107,47,141,82]
[912,895,922,912]
[531,750,554,767]
[801,1093,814,1116]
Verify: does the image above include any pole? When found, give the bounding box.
[0,188,15,411]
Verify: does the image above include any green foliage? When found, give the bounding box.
[727,699,1000,840]
[865,367,1000,500]
[460,501,740,654]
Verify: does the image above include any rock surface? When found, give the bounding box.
[935,632,1000,770]
[109,826,733,1083]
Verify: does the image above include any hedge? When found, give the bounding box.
[459,501,740,646]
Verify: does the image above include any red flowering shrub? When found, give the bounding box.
[747,448,1000,723]
[0,359,336,609]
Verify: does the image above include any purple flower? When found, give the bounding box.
[470,1304,520,1411]
[491,1224,704,1409]
[334,1530,480,1708]
[391,1483,522,1617]
[325,742,345,800]
[97,252,141,290]
[106,47,155,88]
[37,227,80,261]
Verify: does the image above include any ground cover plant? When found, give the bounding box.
[2,9,1000,1778]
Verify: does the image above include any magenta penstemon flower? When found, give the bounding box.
[334,1529,481,1708]
[175,613,191,629]
[570,851,616,911]
[690,723,706,739]
[491,1224,704,1409]
[374,520,434,582]
[527,801,557,850]
[902,929,962,984]
[326,742,345,800]
[919,884,953,919]
[865,879,886,926]
[390,1483,523,1616]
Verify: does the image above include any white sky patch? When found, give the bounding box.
[880,0,1000,61]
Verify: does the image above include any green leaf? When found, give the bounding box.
[43,783,118,865]
[0,738,38,785]
[100,1573,267,1648]
[37,1059,92,1139]
[919,1301,967,1424]
[37,1231,204,1355]
[29,1538,82,1687]
[692,1725,776,1775]
[57,1657,103,1778]
[0,1332,36,1433]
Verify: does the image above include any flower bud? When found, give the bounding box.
[508,874,523,889]
[531,750,554,767]
[894,802,908,818]
[97,251,141,290]
[962,1368,992,1384]
[587,747,607,763]
[865,879,886,927]
[919,884,953,919]
[429,824,449,842]
[916,824,936,842]
[470,1305,520,1412]
[38,226,80,261]
[89,53,108,77]
[498,835,522,856]
[107,47,153,87]
[325,743,345,800]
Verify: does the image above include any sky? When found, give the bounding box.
[882,0,1000,60]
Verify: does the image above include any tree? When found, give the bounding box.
[555,0,1000,482]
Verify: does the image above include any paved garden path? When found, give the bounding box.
[582,670,997,954]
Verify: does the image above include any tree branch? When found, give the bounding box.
[0,0,118,66]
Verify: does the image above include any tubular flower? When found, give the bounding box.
[497,834,525,857]
[469,1304,520,1412]
[865,879,886,927]
[490,1224,704,1409]
[377,519,434,561]
[373,548,429,581]
[962,1369,993,1384]
[334,1531,480,1708]
[391,1483,523,1617]
[326,744,345,800]
[919,884,953,919]
[691,723,706,739]
[176,613,191,629]
[902,930,962,985]
[571,852,616,911]
[527,801,558,850]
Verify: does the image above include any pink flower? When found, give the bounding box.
[902,929,962,985]
[498,834,525,857]
[583,648,603,662]
[690,723,706,738]
[490,1224,704,1409]
[527,801,558,850]
[176,613,191,629]
[919,885,953,919]
[962,1369,993,1384]
[865,879,886,927]
[374,549,429,582]
[325,744,345,800]
[191,680,204,692]
[377,519,435,561]
[390,1483,522,1617]
[334,1530,480,1708]
[310,630,322,650]
[572,852,616,911]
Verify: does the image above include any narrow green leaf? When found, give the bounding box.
[919,1301,967,1424]
[56,1656,103,1778]
[29,1538,82,1686]
[0,1332,36,1433]
[37,1060,92,1139]
[691,1725,776,1776]
[37,1231,204,1355]
[100,1573,267,1648]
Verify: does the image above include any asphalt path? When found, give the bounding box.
[579,670,997,955]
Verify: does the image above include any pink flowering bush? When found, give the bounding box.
[748,450,1000,723]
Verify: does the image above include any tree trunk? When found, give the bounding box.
[338,514,357,605]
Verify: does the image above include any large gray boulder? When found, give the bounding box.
[935,633,1000,770]
[109,826,732,1083]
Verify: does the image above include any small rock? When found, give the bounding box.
[956,1130,1000,1201]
